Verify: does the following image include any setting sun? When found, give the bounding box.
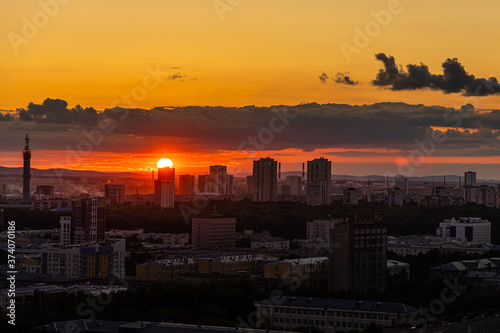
[157,158,174,169]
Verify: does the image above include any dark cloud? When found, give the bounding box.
[4,99,500,159]
[0,113,14,121]
[16,98,98,124]
[372,53,500,96]
[319,72,329,83]
[334,72,359,86]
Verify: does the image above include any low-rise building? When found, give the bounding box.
[255,296,418,332]
[251,236,289,250]
[263,257,329,287]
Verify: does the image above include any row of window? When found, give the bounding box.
[274,307,389,320]
[274,316,388,329]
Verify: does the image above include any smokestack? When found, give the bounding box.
[278,163,281,179]
[302,163,305,179]
[22,134,31,203]
[444,176,446,186]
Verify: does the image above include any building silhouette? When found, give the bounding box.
[306,157,331,206]
[22,134,31,202]
[209,165,227,195]
[252,157,278,202]
[179,174,195,195]
[73,198,106,244]
[104,184,125,204]
[329,221,387,295]
[155,166,175,208]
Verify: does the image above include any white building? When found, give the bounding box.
[387,260,410,278]
[306,218,347,243]
[436,217,491,244]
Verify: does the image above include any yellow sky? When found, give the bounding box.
[2,0,500,110]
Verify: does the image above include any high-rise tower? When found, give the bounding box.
[22,134,31,202]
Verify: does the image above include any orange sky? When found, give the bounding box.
[2,1,500,176]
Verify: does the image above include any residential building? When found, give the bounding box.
[59,216,71,246]
[306,218,346,243]
[73,198,106,244]
[104,184,125,204]
[286,175,302,196]
[155,166,175,208]
[198,174,209,193]
[329,222,387,294]
[252,157,278,202]
[343,188,359,205]
[209,165,227,195]
[191,216,236,248]
[306,157,331,206]
[250,236,290,250]
[179,174,195,195]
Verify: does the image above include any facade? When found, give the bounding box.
[255,296,418,332]
[155,166,175,208]
[250,236,290,250]
[179,174,195,195]
[136,254,275,282]
[343,188,359,205]
[306,218,346,243]
[104,184,125,204]
[286,175,302,196]
[191,217,236,248]
[393,176,408,195]
[198,174,209,193]
[60,216,71,246]
[40,239,125,279]
[329,222,387,294]
[73,198,106,244]
[209,165,227,195]
[436,217,491,244]
[246,175,253,194]
[36,185,55,199]
[388,187,404,207]
[263,257,329,286]
[306,157,331,206]
[125,194,154,205]
[252,157,278,202]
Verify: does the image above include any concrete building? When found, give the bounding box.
[155,166,175,208]
[226,174,234,195]
[306,218,347,243]
[59,216,71,246]
[73,198,106,244]
[306,157,331,206]
[388,187,404,207]
[136,257,198,282]
[252,157,278,202]
[286,175,302,196]
[179,174,195,195]
[263,257,329,286]
[393,176,408,195]
[246,175,253,194]
[41,239,125,279]
[255,296,418,332]
[209,165,227,195]
[198,174,209,193]
[343,188,359,205]
[436,217,491,244]
[191,216,236,248]
[329,222,387,294]
[104,184,125,204]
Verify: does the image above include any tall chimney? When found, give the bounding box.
[302,163,305,179]
[278,163,281,179]
[22,134,31,203]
